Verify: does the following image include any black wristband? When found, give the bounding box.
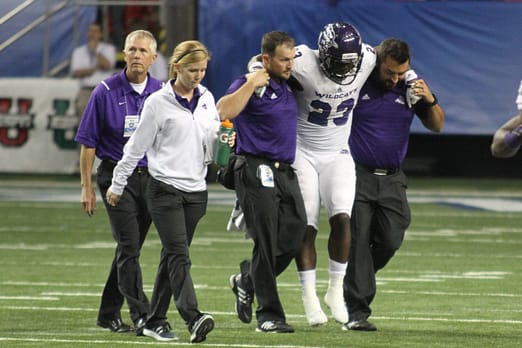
[425,94,438,107]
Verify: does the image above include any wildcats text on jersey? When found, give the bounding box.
[314,89,358,100]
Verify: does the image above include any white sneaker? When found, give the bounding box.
[302,294,327,326]
[324,288,349,324]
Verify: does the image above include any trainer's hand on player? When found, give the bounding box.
[106,188,121,207]
[80,186,96,217]
[412,79,436,105]
[246,68,270,89]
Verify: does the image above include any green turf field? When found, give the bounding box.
[1,178,522,347]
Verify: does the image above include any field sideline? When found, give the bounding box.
[1,176,522,347]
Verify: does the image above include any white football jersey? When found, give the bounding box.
[292,44,376,152]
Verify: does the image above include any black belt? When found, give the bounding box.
[100,159,148,174]
[358,164,399,176]
[243,154,291,171]
[272,161,291,171]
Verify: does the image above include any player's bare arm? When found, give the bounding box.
[491,113,522,158]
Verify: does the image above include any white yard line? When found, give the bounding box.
[2,185,522,211]
[0,337,321,348]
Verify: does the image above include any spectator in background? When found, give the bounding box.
[491,80,522,157]
[345,38,445,332]
[71,23,117,117]
[75,29,163,335]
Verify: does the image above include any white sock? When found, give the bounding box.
[328,259,347,289]
[298,269,317,297]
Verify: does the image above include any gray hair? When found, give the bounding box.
[123,30,157,55]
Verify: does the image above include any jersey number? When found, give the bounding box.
[308,98,355,126]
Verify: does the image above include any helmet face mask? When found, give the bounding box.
[323,54,359,80]
[318,22,362,84]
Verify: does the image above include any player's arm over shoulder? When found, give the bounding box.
[293,44,323,84]
[293,45,316,69]
[361,43,376,67]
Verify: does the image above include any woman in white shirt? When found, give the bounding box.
[106,40,220,344]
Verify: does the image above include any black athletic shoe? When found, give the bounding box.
[134,317,146,336]
[143,322,178,341]
[96,317,132,333]
[229,273,254,323]
[256,320,295,333]
[189,313,215,343]
[343,319,377,331]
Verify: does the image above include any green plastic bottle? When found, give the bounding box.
[215,119,234,166]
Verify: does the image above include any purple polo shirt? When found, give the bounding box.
[174,81,201,112]
[75,69,163,166]
[225,75,298,163]
[349,78,415,169]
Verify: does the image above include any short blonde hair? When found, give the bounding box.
[169,40,211,80]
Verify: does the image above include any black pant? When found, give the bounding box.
[235,155,306,323]
[345,166,411,321]
[96,160,152,323]
[145,177,207,326]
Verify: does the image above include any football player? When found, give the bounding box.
[291,22,376,326]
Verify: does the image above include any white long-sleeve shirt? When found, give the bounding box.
[110,82,220,194]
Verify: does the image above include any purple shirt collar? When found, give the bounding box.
[172,80,202,113]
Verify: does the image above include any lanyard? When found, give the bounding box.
[124,93,146,116]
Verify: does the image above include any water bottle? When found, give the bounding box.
[215,119,234,166]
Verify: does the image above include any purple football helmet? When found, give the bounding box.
[318,22,362,84]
